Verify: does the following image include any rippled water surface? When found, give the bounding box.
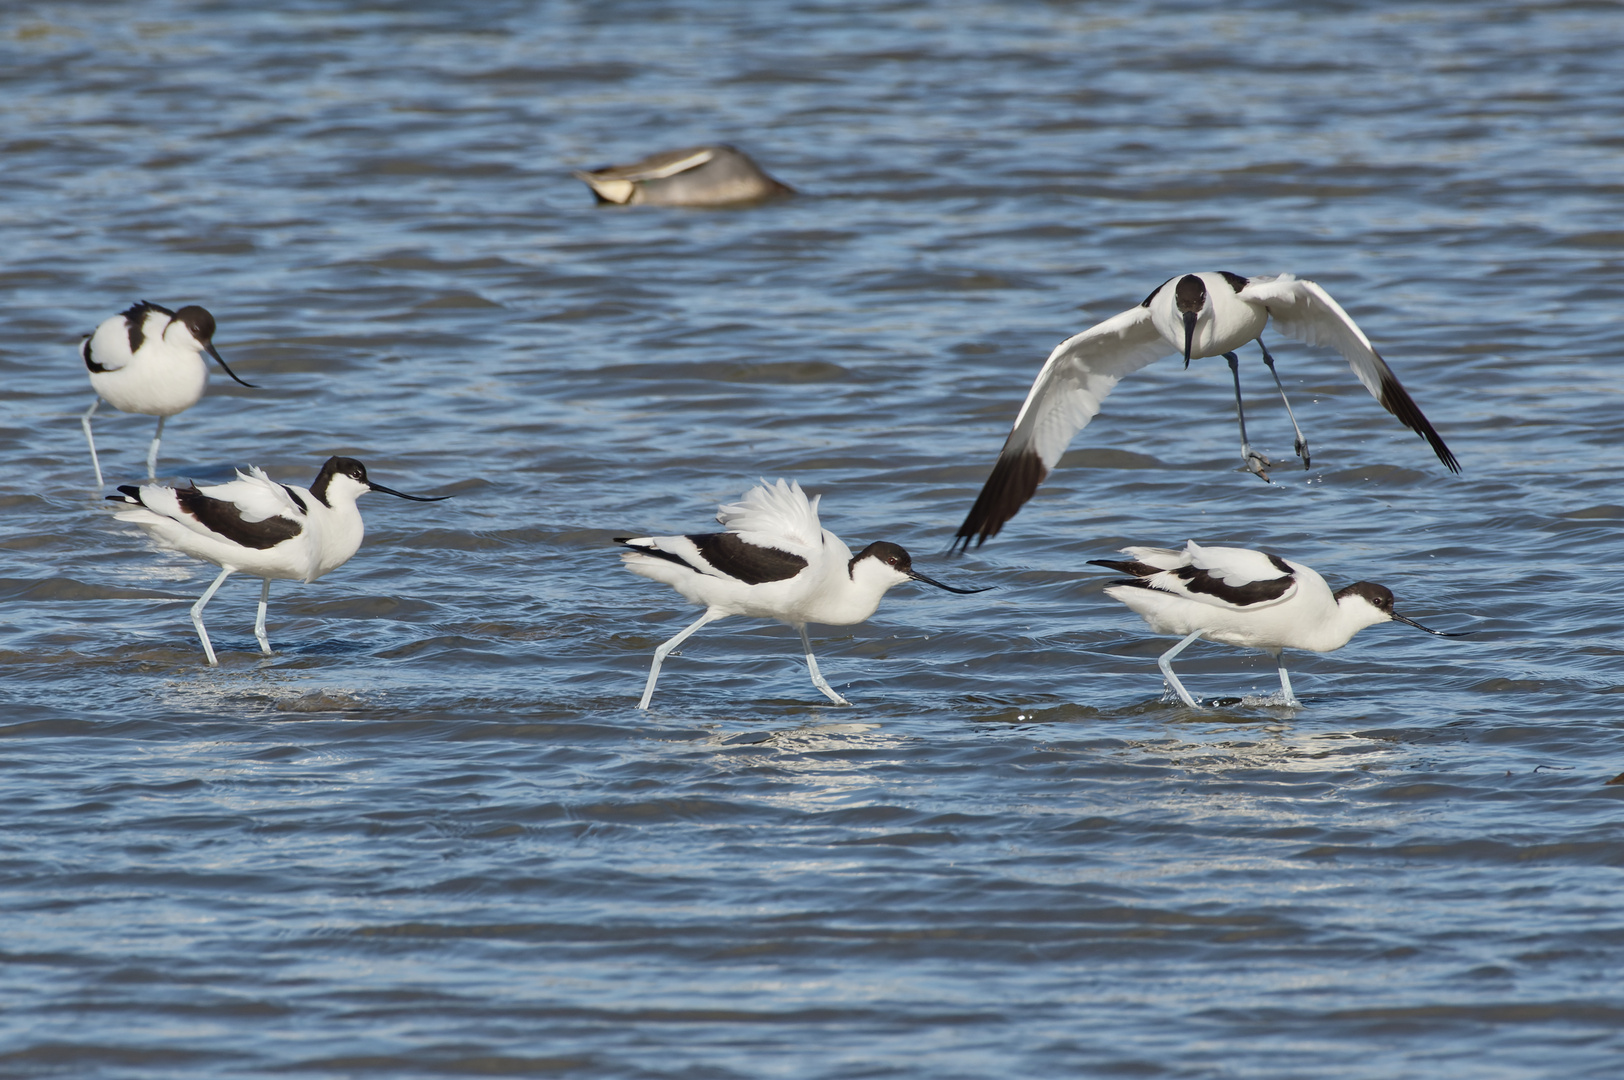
[4,2,1624,1077]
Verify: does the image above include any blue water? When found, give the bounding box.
[3,2,1623,1077]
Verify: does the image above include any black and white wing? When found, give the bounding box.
[111,467,306,550]
[1241,274,1458,472]
[1094,541,1300,611]
[953,305,1170,550]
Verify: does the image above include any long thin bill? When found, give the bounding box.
[368,481,452,502]
[1394,612,1469,637]
[908,568,992,595]
[207,343,258,388]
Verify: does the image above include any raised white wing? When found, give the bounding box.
[716,478,824,559]
[210,467,310,521]
[954,305,1171,549]
[1241,274,1458,471]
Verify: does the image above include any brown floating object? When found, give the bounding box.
[572,145,794,207]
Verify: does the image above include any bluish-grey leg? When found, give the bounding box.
[1225,352,1272,482]
[639,608,726,710]
[798,624,851,706]
[254,578,273,656]
[82,397,104,488]
[1275,653,1300,708]
[191,567,234,666]
[145,415,166,480]
[1258,337,1309,468]
[1157,630,1205,709]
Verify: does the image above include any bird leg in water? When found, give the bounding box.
[1274,653,1301,708]
[191,567,234,666]
[1257,337,1310,468]
[146,415,166,480]
[82,397,104,488]
[1224,353,1273,482]
[254,578,273,656]
[798,624,851,706]
[1157,630,1205,709]
[639,608,727,710]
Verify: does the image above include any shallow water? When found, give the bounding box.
[3,2,1623,1077]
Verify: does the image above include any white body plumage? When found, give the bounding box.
[78,301,255,485]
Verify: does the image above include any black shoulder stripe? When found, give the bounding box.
[280,484,308,513]
[82,338,110,373]
[119,301,173,354]
[1171,564,1294,607]
[1140,278,1171,308]
[175,485,303,550]
[1218,271,1249,293]
[1267,553,1292,575]
[619,534,808,584]
[691,532,807,584]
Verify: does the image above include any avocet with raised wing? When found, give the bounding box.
[618,478,987,708]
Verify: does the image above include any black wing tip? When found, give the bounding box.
[1088,558,1162,578]
[106,487,142,505]
[951,449,1049,554]
[1377,370,1461,474]
[1103,577,1153,591]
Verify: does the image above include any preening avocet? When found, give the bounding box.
[573,145,794,207]
[617,478,987,709]
[953,272,1460,549]
[108,456,449,665]
[1092,540,1464,708]
[80,301,256,486]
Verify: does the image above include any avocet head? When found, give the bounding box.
[1175,274,1207,367]
[166,305,256,388]
[310,456,451,507]
[1335,582,1465,637]
[849,541,990,595]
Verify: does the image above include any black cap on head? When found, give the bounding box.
[308,456,450,505]
[174,305,216,342]
[1175,275,1206,366]
[852,540,989,594]
[1336,581,1467,637]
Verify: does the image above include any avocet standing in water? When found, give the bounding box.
[108,456,449,665]
[1092,540,1465,709]
[80,301,256,486]
[953,272,1460,549]
[617,478,988,709]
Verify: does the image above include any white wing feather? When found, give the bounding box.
[1241,274,1387,400]
[1008,305,1171,469]
[715,478,824,558]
